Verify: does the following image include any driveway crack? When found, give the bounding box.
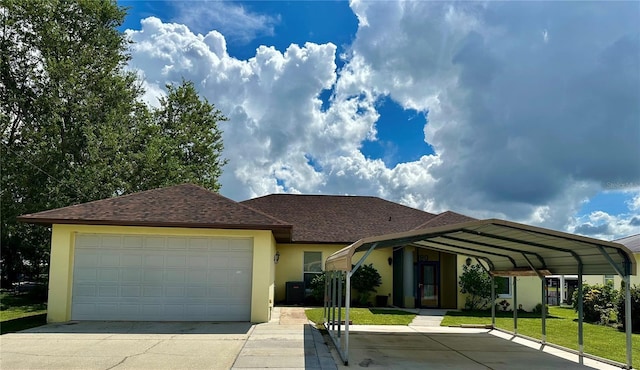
[105,339,165,370]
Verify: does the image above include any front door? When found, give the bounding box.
[418,261,439,308]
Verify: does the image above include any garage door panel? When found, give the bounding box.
[98,269,119,282]
[165,270,186,283]
[143,270,163,282]
[166,237,187,250]
[121,269,142,282]
[74,268,98,281]
[72,235,253,321]
[101,235,122,248]
[75,253,99,267]
[122,255,143,267]
[211,239,230,250]
[98,286,118,297]
[123,236,143,248]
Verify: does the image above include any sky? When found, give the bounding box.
[119,0,640,241]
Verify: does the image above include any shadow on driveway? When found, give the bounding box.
[21,320,254,335]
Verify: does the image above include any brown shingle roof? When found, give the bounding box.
[413,211,477,229]
[18,184,292,241]
[241,194,437,243]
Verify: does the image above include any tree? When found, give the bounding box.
[126,80,228,193]
[458,263,493,310]
[1,0,142,285]
[0,1,228,286]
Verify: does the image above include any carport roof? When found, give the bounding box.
[18,184,293,241]
[325,218,637,276]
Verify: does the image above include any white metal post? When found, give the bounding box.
[513,277,518,335]
[624,275,632,369]
[577,264,584,365]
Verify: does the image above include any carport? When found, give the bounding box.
[322,219,637,368]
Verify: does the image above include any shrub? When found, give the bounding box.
[309,272,327,303]
[351,263,382,306]
[458,264,493,310]
[533,303,549,315]
[616,283,640,333]
[572,282,618,325]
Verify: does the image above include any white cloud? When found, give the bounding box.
[170,1,278,43]
[125,1,640,240]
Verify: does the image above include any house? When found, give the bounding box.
[21,183,587,323]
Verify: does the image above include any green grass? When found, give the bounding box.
[305,307,416,325]
[442,306,640,368]
[0,292,47,334]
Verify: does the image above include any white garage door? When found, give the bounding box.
[71,234,253,321]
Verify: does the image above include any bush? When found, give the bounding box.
[458,264,492,310]
[533,303,549,315]
[351,264,382,306]
[572,282,618,325]
[616,283,640,333]
[308,272,327,304]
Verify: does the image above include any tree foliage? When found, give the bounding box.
[0,0,228,286]
[351,263,382,306]
[616,283,640,333]
[458,263,493,310]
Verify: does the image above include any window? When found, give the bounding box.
[604,274,615,286]
[495,276,512,298]
[303,252,323,290]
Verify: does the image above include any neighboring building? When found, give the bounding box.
[582,234,640,288]
[20,184,554,323]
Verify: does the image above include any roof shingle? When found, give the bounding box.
[18,184,292,240]
[241,194,438,243]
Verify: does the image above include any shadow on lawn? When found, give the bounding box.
[368,308,416,316]
[1,313,47,335]
[445,310,562,319]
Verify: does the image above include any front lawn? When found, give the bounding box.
[305,307,416,325]
[442,306,639,369]
[0,292,47,334]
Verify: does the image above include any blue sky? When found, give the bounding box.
[119,0,640,240]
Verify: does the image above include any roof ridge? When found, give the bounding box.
[413,210,476,230]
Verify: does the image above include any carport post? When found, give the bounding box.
[513,277,518,335]
[324,271,329,322]
[577,263,584,365]
[541,278,546,344]
[337,271,342,339]
[344,270,351,366]
[331,272,337,332]
[491,275,496,328]
[624,275,632,369]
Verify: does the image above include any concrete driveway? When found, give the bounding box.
[0,308,337,370]
[0,321,252,369]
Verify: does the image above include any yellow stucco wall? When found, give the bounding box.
[273,244,393,305]
[47,224,275,323]
[353,248,394,304]
[455,255,542,311]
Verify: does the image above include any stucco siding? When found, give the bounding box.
[273,244,345,302]
[455,255,543,311]
[273,244,393,305]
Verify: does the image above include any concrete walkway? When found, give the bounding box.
[408,309,448,328]
[231,307,337,369]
